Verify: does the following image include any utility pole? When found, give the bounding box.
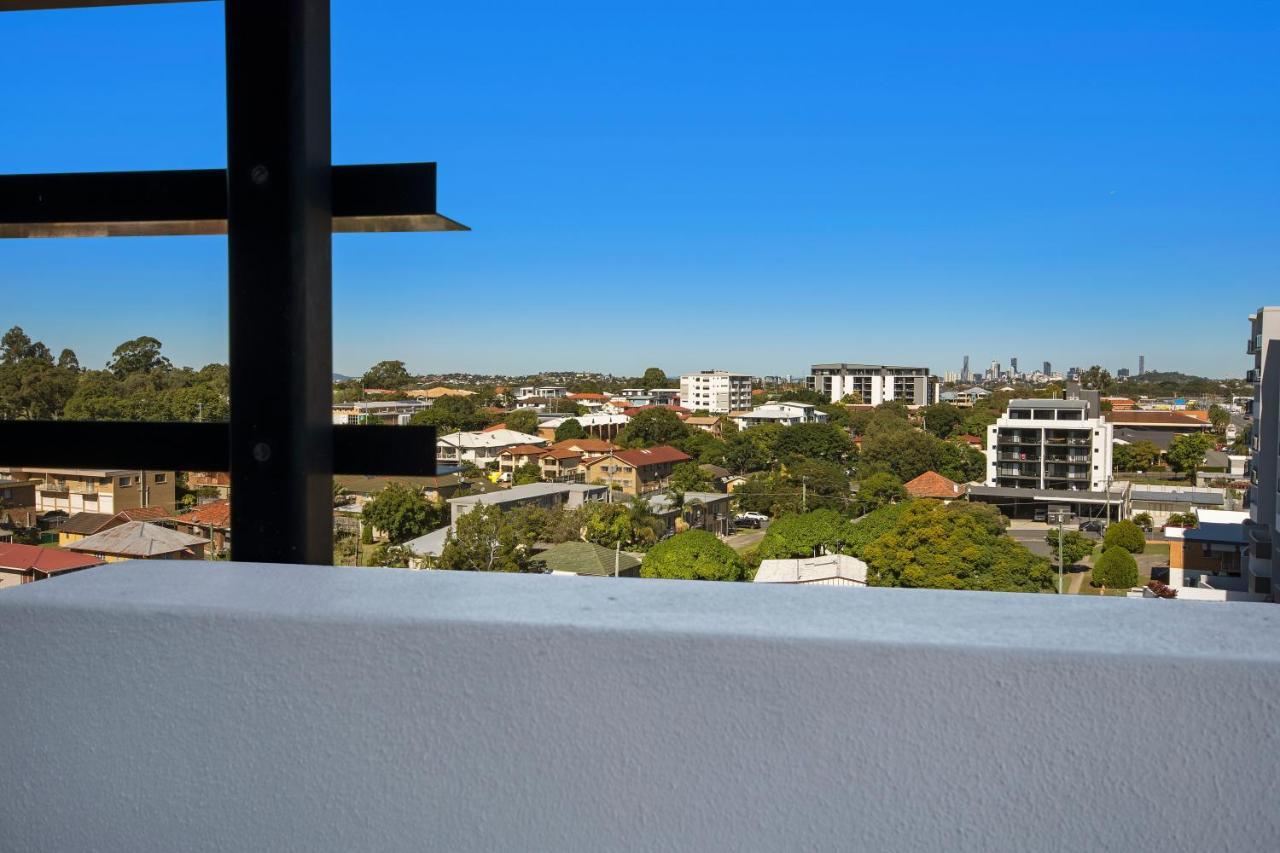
[801,477,808,513]
[615,540,621,578]
[1104,475,1114,526]
[1058,519,1064,595]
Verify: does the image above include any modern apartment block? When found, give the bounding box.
[1244,306,1280,591]
[807,364,937,406]
[679,370,752,414]
[0,467,177,516]
[969,394,1125,520]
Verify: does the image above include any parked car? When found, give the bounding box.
[1078,519,1106,533]
[737,511,769,522]
[733,514,765,528]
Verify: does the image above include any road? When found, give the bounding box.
[726,521,770,553]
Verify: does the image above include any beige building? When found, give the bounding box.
[582,446,692,496]
[2,468,177,517]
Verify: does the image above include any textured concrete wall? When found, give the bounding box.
[2,562,1279,852]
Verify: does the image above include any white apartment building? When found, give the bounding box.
[514,385,569,401]
[968,396,1126,521]
[679,370,752,414]
[807,364,937,406]
[1244,306,1280,591]
[436,429,548,467]
[731,402,828,430]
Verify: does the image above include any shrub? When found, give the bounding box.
[1092,546,1138,589]
[641,530,746,581]
[1103,519,1146,554]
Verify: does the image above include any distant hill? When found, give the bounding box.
[333,373,355,382]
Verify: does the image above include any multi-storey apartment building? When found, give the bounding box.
[807,364,937,406]
[1244,306,1280,591]
[968,394,1125,521]
[0,467,177,516]
[679,371,752,414]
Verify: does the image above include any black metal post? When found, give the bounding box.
[225,0,333,563]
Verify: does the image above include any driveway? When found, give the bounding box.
[726,521,769,553]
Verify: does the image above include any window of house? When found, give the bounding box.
[154,474,167,484]
[118,477,131,488]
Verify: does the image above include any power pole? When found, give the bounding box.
[615,540,621,578]
[801,477,808,513]
[1058,520,1064,595]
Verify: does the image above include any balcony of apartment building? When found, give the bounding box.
[1044,429,1091,447]
[996,429,1041,446]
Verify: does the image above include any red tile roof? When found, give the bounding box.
[1104,412,1212,427]
[499,444,549,457]
[0,543,105,574]
[903,471,966,499]
[953,434,983,446]
[172,499,231,529]
[540,448,583,461]
[482,422,507,432]
[567,392,608,400]
[607,446,692,468]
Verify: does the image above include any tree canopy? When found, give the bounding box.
[554,418,588,441]
[438,505,531,572]
[640,367,668,389]
[361,359,412,390]
[669,461,716,493]
[618,407,689,448]
[862,500,1053,592]
[409,395,489,433]
[641,529,747,581]
[1166,432,1215,477]
[503,408,540,435]
[1045,529,1094,567]
[757,509,858,560]
[1103,520,1146,554]
[1092,546,1139,589]
[360,482,440,544]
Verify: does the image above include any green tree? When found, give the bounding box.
[669,461,716,493]
[618,407,689,448]
[1080,366,1113,393]
[1045,529,1094,567]
[774,422,854,464]
[361,359,412,390]
[1132,512,1154,531]
[776,388,828,405]
[1166,432,1214,478]
[368,543,414,568]
[582,500,663,550]
[409,395,489,433]
[1103,519,1146,554]
[504,408,540,435]
[56,348,80,371]
[919,403,964,438]
[360,482,438,543]
[548,398,586,415]
[757,509,858,560]
[107,336,172,377]
[1092,546,1139,589]
[1207,404,1230,436]
[855,472,904,514]
[438,505,530,572]
[863,500,1053,592]
[724,425,779,473]
[554,418,588,441]
[641,529,746,581]
[513,461,542,485]
[640,367,668,389]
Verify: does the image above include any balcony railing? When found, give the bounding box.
[1,561,1276,850]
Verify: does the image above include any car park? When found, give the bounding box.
[1078,519,1105,533]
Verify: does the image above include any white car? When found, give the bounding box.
[737,511,770,522]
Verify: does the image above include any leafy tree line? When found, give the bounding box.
[0,327,229,422]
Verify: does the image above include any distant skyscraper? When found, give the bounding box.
[1117,368,1131,379]
[1138,355,1145,376]
[1043,361,1051,376]
[989,360,1000,380]
[1010,357,1018,376]
[961,355,970,383]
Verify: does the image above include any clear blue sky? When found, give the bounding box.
[2,1,1276,379]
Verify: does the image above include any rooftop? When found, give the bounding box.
[66,521,209,557]
[532,541,643,576]
[0,542,104,574]
[754,554,869,584]
[903,471,966,499]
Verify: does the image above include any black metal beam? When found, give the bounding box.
[0,164,468,237]
[0,1,206,10]
[225,0,332,564]
[0,422,437,476]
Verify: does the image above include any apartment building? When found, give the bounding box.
[1244,306,1280,591]
[807,364,937,406]
[968,396,1126,521]
[679,371,752,414]
[582,446,692,496]
[331,399,428,425]
[1,468,177,516]
[436,429,547,467]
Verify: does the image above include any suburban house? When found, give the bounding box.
[331,399,428,425]
[538,449,584,482]
[684,415,727,437]
[1106,410,1214,450]
[1,467,177,517]
[699,464,733,491]
[497,444,553,478]
[186,471,231,499]
[0,477,37,511]
[530,541,643,578]
[1160,510,1270,601]
[952,434,984,450]
[436,429,548,467]
[582,446,692,496]
[0,543,104,590]
[536,413,630,442]
[645,491,732,536]
[549,438,618,460]
[169,500,232,555]
[333,472,491,505]
[903,471,967,501]
[939,386,991,408]
[515,385,569,401]
[1130,485,1231,527]
[65,521,208,562]
[448,482,609,526]
[753,554,869,586]
[57,507,172,547]
[730,401,828,430]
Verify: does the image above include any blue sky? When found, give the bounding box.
[2,1,1276,379]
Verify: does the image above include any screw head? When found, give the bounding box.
[252,442,272,462]
[250,164,269,185]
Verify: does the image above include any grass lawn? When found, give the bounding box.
[1076,553,1154,595]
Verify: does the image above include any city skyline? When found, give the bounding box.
[2,1,1275,378]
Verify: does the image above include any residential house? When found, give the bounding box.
[57,506,172,547]
[902,471,967,501]
[1131,485,1231,527]
[645,491,732,536]
[448,482,609,526]
[685,415,727,437]
[538,449,584,483]
[65,521,208,562]
[679,371,752,414]
[699,464,733,492]
[952,434,984,451]
[724,474,750,493]
[169,500,232,555]
[536,413,629,442]
[0,543,104,589]
[2,468,177,516]
[436,429,548,468]
[497,444,552,478]
[185,471,231,499]
[549,438,619,461]
[1102,397,1137,411]
[1106,410,1214,451]
[753,554,869,586]
[333,472,491,505]
[530,541,643,578]
[730,401,828,430]
[331,399,428,425]
[515,385,569,401]
[0,477,37,511]
[940,386,991,408]
[582,446,692,496]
